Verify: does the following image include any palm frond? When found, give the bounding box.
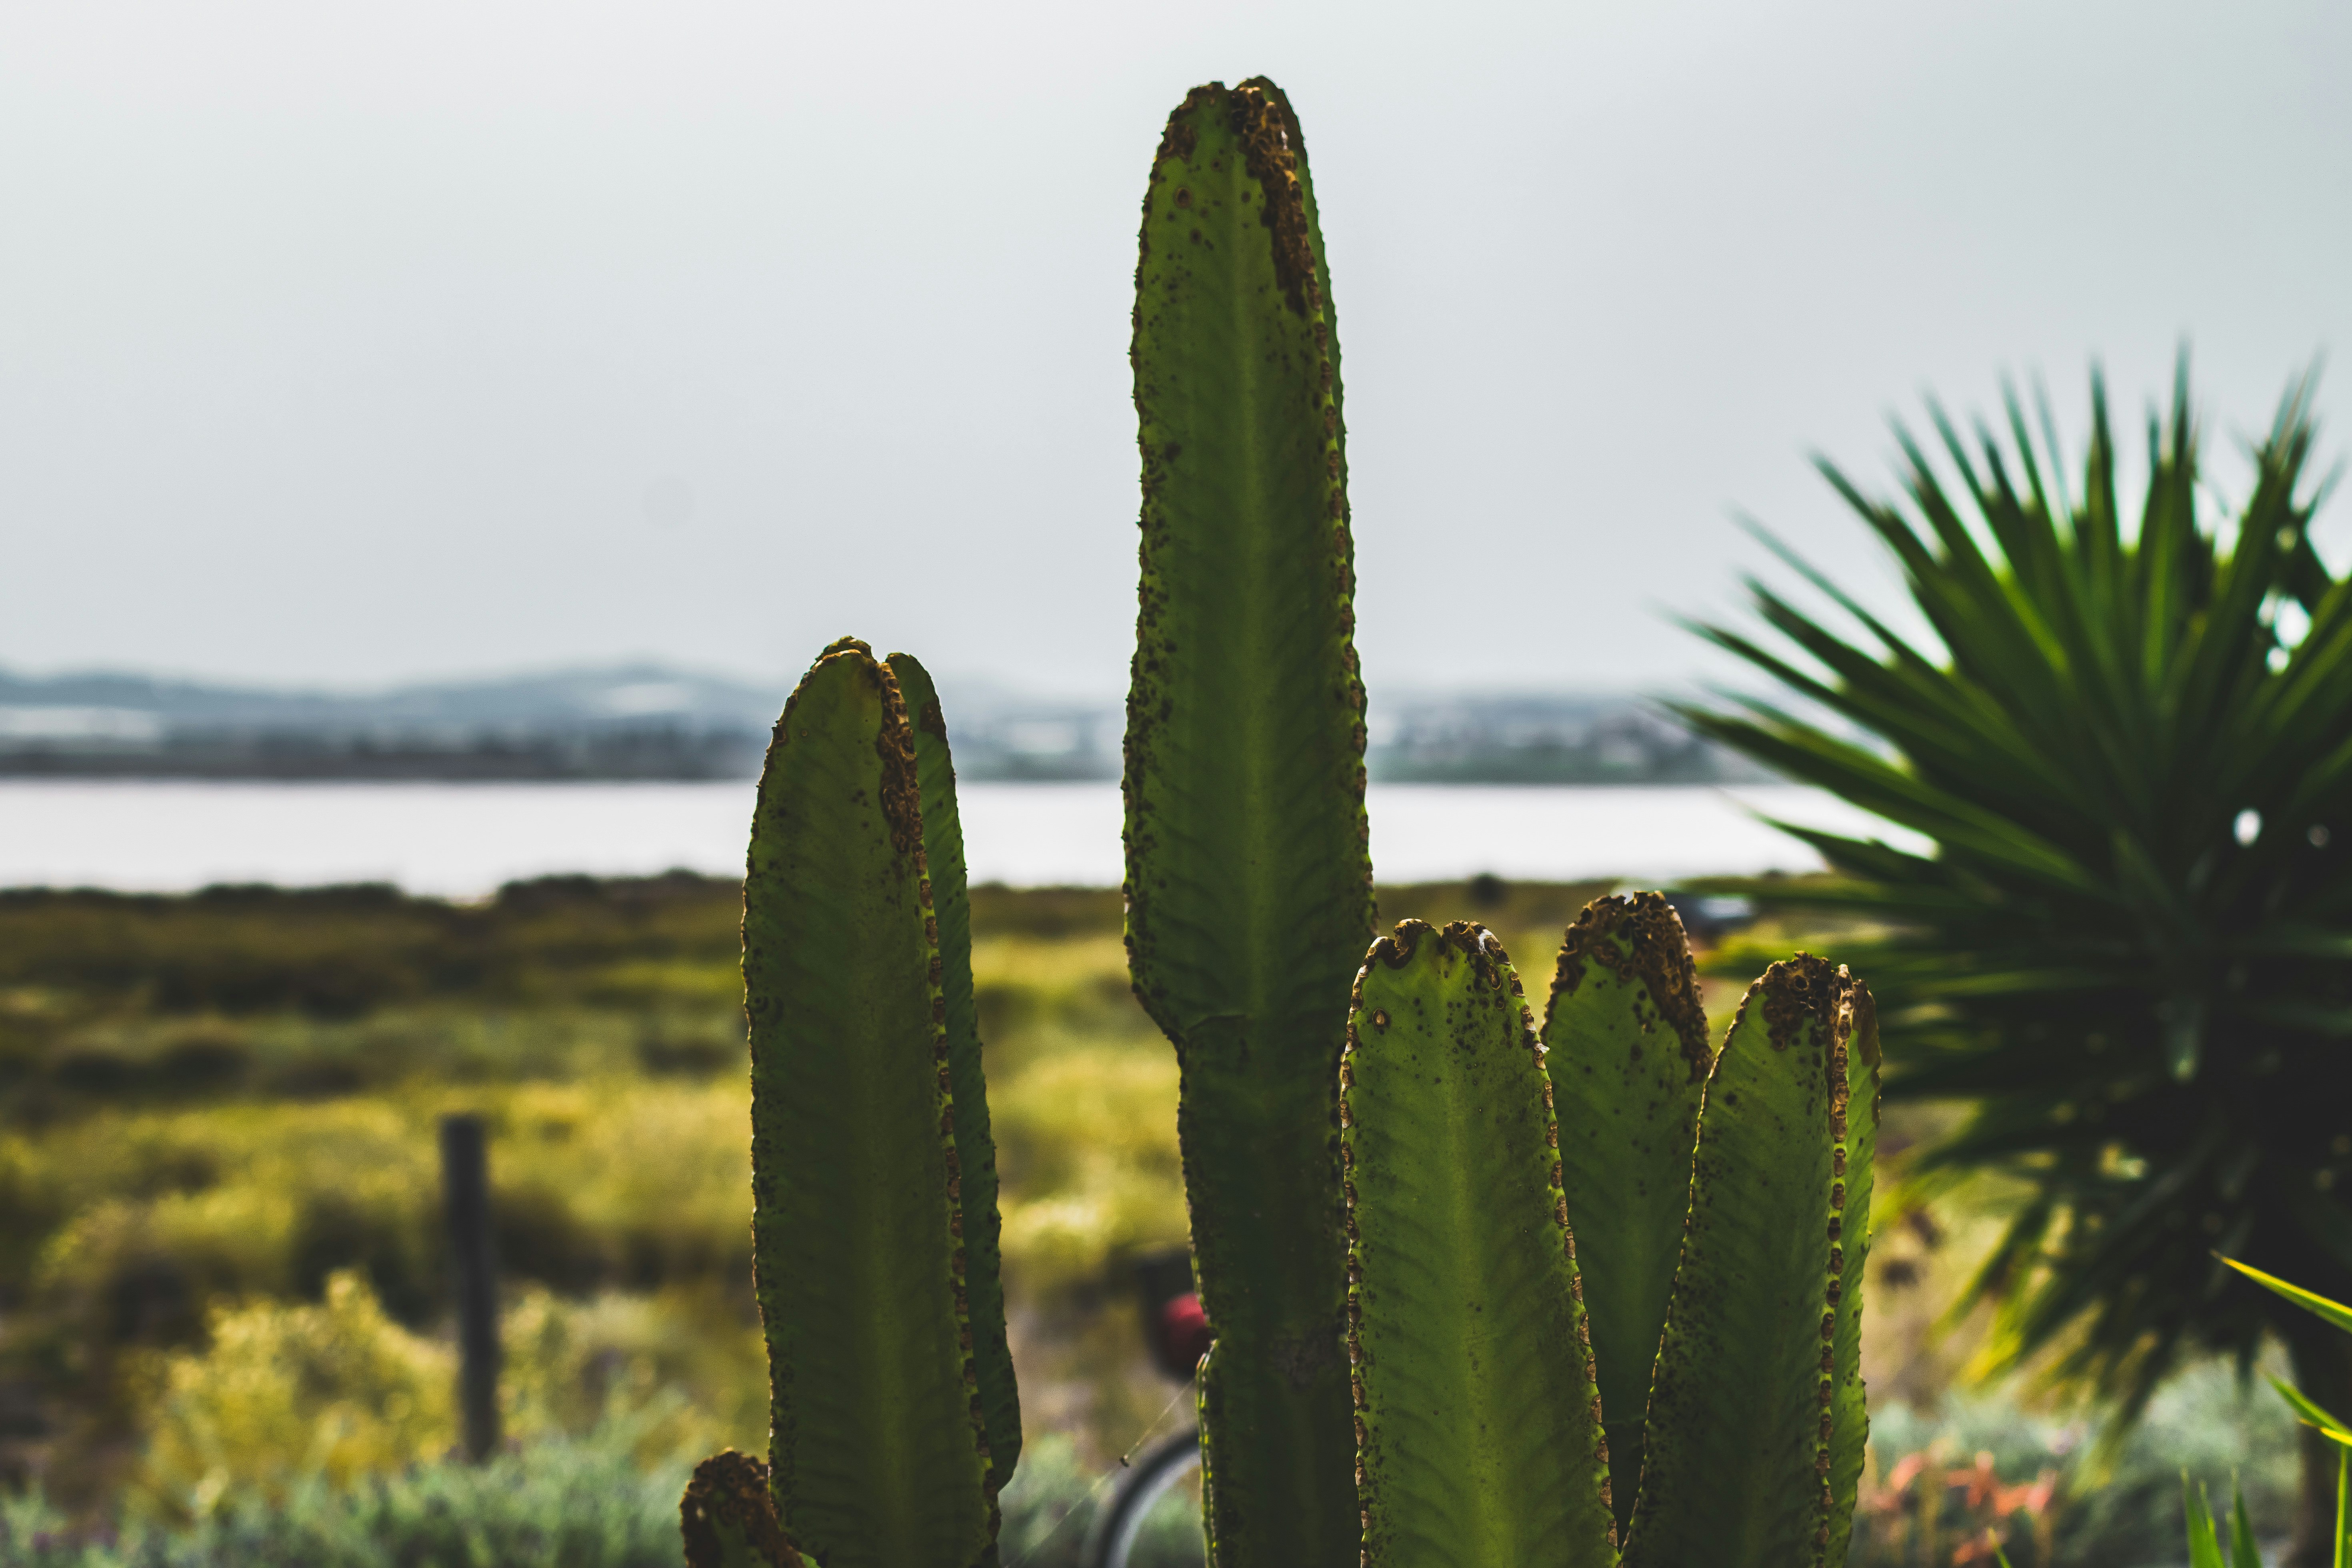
[1692,362,2352,1415]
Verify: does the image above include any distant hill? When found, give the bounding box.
[0,664,780,732]
[0,666,1765,785]
[1366,691,1772,786]
[0,664,778,781]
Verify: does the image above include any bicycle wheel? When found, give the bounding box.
[1078,1427,1204,1568]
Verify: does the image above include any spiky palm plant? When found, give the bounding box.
[1681,364,2352,1561]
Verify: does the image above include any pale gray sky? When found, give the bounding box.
[2,0,2346,698]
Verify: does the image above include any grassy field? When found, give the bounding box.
[0,875,1628,1510]
[0,876,2301,1563]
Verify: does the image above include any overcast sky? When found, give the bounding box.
[2,0,2346,700]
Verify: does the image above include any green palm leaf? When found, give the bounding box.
[1689,360,2352,1457]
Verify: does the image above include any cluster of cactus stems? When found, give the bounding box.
[683,78,1880,1568]
[1340,918,1876,1568]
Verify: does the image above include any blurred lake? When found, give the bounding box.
[0,781,1922,897]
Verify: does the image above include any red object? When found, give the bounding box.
[1154,1292,1214,1376]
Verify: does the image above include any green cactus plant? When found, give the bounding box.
[687,79,1895,1568]
[685,638,1014,1568]
[1123,75,1372,1568]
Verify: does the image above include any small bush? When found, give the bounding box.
[0,1428,1172,1568]
[124,1272,765,1525]
[0,1426,692,1567]
[134,1273,453,1517]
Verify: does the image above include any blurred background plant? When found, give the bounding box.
[126,1271,766,1522]
[1685,361,2352,1560]
[0,1423,695,1568]
[0,877,1196,1507]
[0,1424,1227,1568]
[1851,1358,2298,1568]
[0,872,2318,1563]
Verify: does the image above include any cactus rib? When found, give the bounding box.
[889,651,1021,1484]
[1824,980,1880,1568]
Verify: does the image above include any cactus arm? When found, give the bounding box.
[1125,78,1372,1568]
[1541,893,1712,1533]
[888,651,1021,1484]
[1623,956,1875,1568]
[742,639,996,1568]
[1343,921,1620,1568]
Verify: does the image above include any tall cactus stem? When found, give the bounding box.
[1125,77,1372,1568]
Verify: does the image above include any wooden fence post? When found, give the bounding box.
[440,1112,500,1462]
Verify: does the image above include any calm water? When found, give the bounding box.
[0,780,1918,897]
